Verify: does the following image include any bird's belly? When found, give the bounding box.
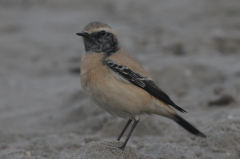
[81,67,153,119]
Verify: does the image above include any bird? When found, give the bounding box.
[76,21,206,150]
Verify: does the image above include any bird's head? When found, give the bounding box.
[76,22,119,54]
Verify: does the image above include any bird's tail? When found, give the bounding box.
[173,115,206,138]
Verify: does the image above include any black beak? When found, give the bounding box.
[76,32,90,38]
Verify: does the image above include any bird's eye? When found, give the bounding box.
[100,30,106,36]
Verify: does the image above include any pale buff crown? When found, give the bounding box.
[83,21,115,34]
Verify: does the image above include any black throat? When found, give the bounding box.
[83,32,119,54]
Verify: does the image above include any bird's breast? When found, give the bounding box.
[80,52,154,119]
[80,52,106,94]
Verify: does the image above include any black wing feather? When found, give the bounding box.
[104,59,187,113]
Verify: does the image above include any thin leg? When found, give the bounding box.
[117,119,132,141]
[119,120,139,150]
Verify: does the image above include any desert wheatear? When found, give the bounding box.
[76,22,206,149]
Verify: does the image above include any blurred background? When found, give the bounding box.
[0,0,240,158]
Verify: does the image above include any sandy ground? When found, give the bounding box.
[0,0,240,158]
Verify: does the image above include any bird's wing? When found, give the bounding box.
[104,59,187,113]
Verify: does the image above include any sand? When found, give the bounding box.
[0,0,240,158]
